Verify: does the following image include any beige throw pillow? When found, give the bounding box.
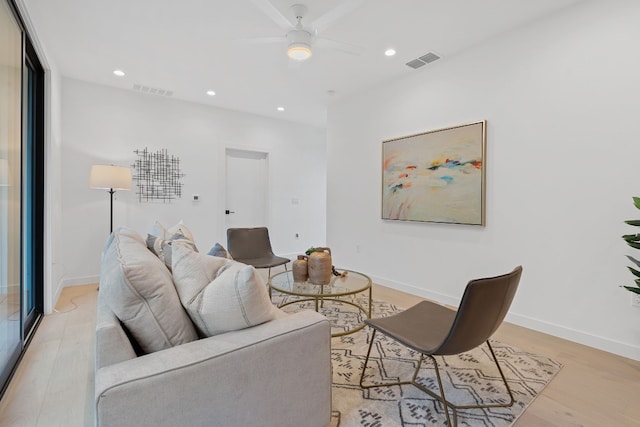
[149,220,195,242]
[171,245,278,337]
[147,232,198,269]
[100,227,198,353]
[168,220,195,242]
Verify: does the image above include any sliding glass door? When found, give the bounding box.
[0,0,44,396]
[0,0,24,394]
[22,35,44,338]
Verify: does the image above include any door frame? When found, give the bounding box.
[22,33,45,340]
[221,146,270,240]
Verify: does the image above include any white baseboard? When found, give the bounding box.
[49,275,98,313]
[61,275,99,288]
[281,252,300,262]
[50,278,64,315]
[505,312,640,361]
[370,273,460,307]
[371,274,640,362]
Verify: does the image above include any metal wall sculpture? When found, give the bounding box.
[131,147,185,202]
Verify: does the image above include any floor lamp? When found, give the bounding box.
[89,165,132,234]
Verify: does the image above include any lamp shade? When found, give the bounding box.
[89,165,132,190]
[0,158,8,187]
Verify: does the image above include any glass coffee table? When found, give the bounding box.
[269,269,372,337]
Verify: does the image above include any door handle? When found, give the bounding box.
[225,210,236,215]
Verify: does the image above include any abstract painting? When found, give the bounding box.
[382,121,486,225]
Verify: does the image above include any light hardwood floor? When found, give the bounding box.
[1,282,639,426]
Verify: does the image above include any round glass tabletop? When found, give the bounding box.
[269,268,371,297]
[269,268,372,337]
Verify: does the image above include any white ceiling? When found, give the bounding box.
[22,0,582,127]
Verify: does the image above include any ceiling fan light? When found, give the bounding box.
[287,43,312,61]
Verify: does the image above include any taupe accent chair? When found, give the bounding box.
[359,266,523,426]
[227,227,290,277]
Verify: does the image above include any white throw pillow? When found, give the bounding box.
[149,221,168,239]
[168,220,195,242]
[147,232,198,269]
[149,220,195,242]
[100,227,198,353]
[149,220,195,243]
[171,245,278,337]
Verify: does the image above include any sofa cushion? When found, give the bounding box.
[171,245,278,337]
[100,227,198,353]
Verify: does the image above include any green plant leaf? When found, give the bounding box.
[627,241,640,250]
[627,255,640,268]
[622,286,640,294]
[633,196,640,210]
[622,234,640,242]
[628,266,640,278]
[625,220,640,226]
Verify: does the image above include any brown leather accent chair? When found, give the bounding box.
[226,227,290,277]
[359,266,523,426]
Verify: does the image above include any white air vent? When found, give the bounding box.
[406,51,441,69]
[419,52,440,64]
[406,59,425,69]
[133,84,174,97]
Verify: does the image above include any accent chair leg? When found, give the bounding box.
[485,340,515,408]
[359,329,377,389]
[359,329,413,390]
[358,334,514,426]
[425,355,455,426]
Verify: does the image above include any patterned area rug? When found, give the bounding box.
[272,293,562,427]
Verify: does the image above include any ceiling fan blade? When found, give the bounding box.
[315,37,364,56]
[236,36,287,45]
[310,0,365,33]
[251,0,294,30]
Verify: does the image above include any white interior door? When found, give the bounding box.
[225,148,268,229]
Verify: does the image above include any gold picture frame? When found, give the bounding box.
[382,121,486,225]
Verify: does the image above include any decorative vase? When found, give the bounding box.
[292,255,308,282]
[308,247,332,285]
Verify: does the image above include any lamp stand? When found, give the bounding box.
[109,188,115,234]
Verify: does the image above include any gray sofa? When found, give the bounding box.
[95,228,332,427]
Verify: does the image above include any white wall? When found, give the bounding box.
[47,67,63,313]
[327,0,640,360]
[59,78,326,290]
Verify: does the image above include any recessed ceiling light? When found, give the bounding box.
[277,107,285,112]
[384,48,396,57]
[206,90,216,96]
[113,69,125,77]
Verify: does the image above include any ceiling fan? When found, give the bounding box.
[249,0,365,62]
